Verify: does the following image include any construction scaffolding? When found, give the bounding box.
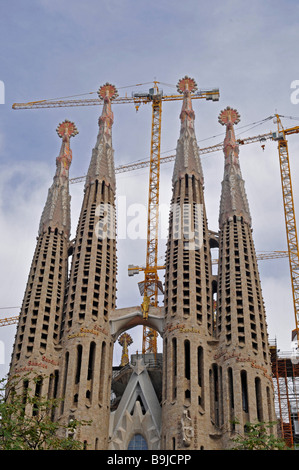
[270,339,299,448]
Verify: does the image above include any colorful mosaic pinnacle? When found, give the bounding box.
[56,119,79,138]
[177,76,198,94]
[97,82,119,100]
[218,106,240,126]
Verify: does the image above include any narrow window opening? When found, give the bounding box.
[75,345,83,384]
[184,340,190,380]
[241,370,249,413]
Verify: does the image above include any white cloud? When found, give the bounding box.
[0,160,51,312]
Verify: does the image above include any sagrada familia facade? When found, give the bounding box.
[8,77,276,450]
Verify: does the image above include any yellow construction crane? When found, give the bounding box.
[12,83,220,111]
[0,315,19,327]
[128,82,163,356]
[273,115,299,343]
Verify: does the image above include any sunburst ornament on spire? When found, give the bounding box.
[97,83,119,100]
[56,119,79,138]
[218,106,240,126]
[177,76,198,94]
[118,332,133,367]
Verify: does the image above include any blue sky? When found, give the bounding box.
[1,0,299,375]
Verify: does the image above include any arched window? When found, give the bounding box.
[127,434,148,450]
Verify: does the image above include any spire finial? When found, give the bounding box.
[96,83,118,138]
[55,120,78,174]
[172,76,203,184]
[218,106,240,166]
[218,106,251,227]
[218,106,240,126]
[85,84,117,191]
[97,83,118,100]
[56,119,79,139]
[177,76,197,133]
[38,120,78,236]
[177,76,198,94]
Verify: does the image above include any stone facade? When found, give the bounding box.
[8,79,276,450]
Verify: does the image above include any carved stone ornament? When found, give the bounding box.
[218,106,240,126]
[177,76,198,94]
[181,409,194,447]
[97,83,119,100]
[56,119,79,138]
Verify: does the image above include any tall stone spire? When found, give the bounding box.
[218,106,251,228]
[85,83,118,191]
[215,107,276,446]
[9,121,77,399]
[162,76,214,450]
[57,84,118,450]
[39,120,78,236]
[172,76,203,185]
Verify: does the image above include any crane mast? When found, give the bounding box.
[139,83,163,355]
[274,115,299,343]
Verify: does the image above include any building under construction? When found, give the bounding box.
[270,340,299,448]
[4,76,299,449]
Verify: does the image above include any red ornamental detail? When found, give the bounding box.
[98,83,119,100]
[218,106,240,126]
[177,76,198,94]
[118,332,133,347]
[56,120,79,138]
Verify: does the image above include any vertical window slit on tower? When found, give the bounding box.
[197,346,204,407]
[32,376,43,416]
[172,337,177,400]
[60,352,69,414]
[184,340,190,380]
[228,367,235,431]
[99,341,106,403]
[87,341,96,381]
[255,377,263,422]
[212,364,219,426]
[241,370,249,413]
[75,344,83,385]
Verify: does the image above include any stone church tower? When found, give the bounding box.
[8,78,276,450]
[56,83,118,449]
[215,106,275,448]
[161,77,215,449]
[9,119,78,403]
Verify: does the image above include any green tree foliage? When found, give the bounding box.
[0,375,91,450]
[230,420,289,450]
